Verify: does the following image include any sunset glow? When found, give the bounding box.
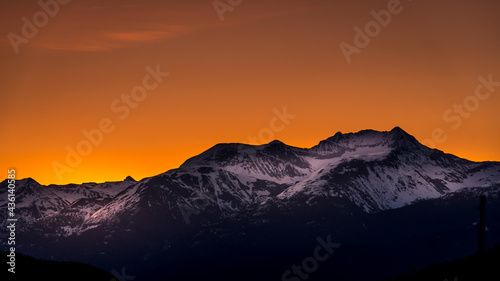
[1,0,499,185]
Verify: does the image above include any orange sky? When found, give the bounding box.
[1,0,499,185]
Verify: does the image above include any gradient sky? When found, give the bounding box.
[1,0,499,185]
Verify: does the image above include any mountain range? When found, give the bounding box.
[2,127,499,281]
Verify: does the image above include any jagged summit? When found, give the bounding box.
[390,126,405,133]
[387,126,421,149]
[22,177,40,184]
[0,177,38,185]
[266,139,286,146]
[311,127,418,156]
[124,176,136,182]
[16,177,41,189]
[183,127,422,167]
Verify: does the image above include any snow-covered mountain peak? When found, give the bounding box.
[311,127,422,157]
[387,126,422,149]
[2,127,499,252]
[179,143,242,167]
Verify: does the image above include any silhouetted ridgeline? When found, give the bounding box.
[2,251,113,281]
[386,243,500,281]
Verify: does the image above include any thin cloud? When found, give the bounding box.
[106,25,191,42]
[35,25,195,52]
[28,2,325,52]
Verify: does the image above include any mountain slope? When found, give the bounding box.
[2,127,500,281]
[0,177,136,235]
[4,127,499,237]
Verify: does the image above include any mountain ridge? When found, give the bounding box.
[2,127,500,281]
[4,127,495,185]
[2,127,498,227]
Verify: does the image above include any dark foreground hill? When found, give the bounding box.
[2,251,114,281]
[389,244,500,281]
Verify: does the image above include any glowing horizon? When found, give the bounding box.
[4,125,498,185]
